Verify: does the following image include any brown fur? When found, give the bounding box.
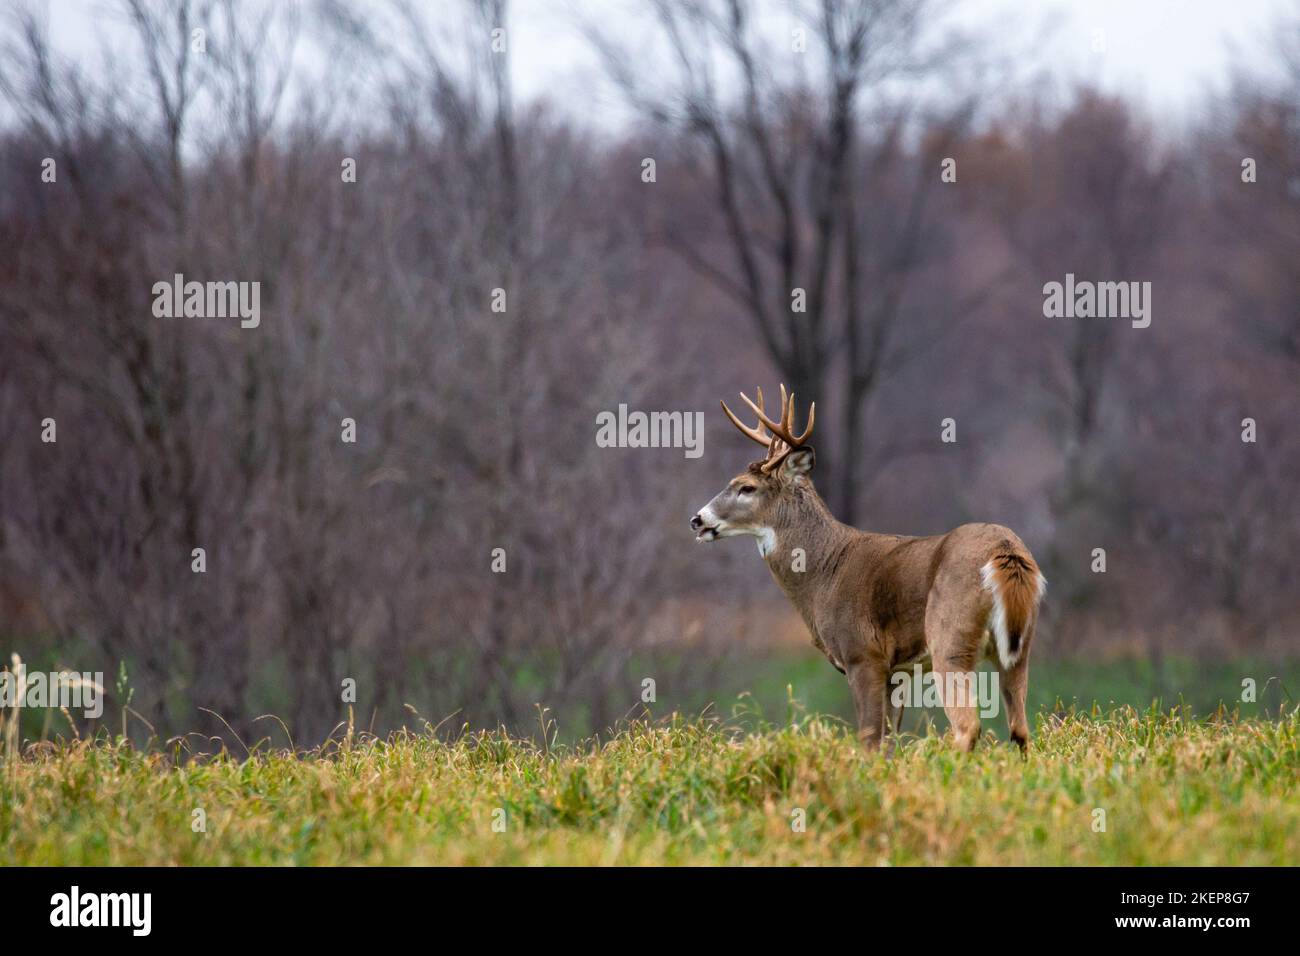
[693,442,1045,754]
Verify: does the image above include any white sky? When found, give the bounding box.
[33,0,1296,131]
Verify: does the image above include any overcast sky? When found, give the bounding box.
[36,0,1294,131]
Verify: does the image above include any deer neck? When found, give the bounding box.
[760,480,855,614]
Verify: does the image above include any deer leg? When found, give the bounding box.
[931,651,982,753]
[1000,649,1032,756]
[847,660,888,751]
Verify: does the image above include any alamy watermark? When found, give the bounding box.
[0,669,103,719]
[152,273,260,329]
[1042,273,1151,328]
[889,665,1000,718]
[596,404,704,459]
[50,886,151,936]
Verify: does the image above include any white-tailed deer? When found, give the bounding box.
[690,386,1045,753]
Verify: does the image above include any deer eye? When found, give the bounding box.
[737,485,757,495]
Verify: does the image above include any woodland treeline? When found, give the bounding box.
[0,0,1296,741]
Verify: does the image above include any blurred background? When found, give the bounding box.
[0,0,1296,745]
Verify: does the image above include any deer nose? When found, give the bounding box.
[690,514,704,530]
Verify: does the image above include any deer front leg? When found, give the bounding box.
[847,660,889,751]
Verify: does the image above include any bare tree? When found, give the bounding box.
[587,0,981,522]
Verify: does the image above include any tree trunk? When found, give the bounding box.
[834,387,862,525]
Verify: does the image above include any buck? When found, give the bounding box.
[690,386,1045,753]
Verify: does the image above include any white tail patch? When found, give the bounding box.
[979,561,1014,668]
[980,559,1047,670]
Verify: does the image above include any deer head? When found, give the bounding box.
[690,385,816,549]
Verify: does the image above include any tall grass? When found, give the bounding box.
[0,654,23,773]
[1,704,1296,865]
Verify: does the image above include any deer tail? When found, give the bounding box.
[980,548,1046,670]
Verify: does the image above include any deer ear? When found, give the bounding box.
[783,447,815,477]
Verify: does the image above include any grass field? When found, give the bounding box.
[695,654,1300,733]
[2,702,1297,865]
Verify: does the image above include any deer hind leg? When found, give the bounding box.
[922,604,983,751]
[934,666,982,751]
[927,637,984,753]
[1000,642,1032,755]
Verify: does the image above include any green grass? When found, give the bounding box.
[694,655,1300,733]
[2,703,1297,865]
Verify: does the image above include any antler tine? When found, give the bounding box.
[750,384,814,473]
[790,397,815,445]
[743,383,815,447]
[724,384,816,471]
[720,387,774,449]
[753,386,783,465]
[740,389,787,439]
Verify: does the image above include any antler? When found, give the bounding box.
[720,384,816,473]
[720,385,772,448]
